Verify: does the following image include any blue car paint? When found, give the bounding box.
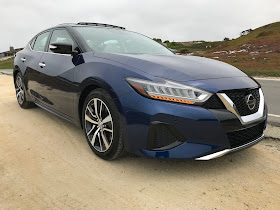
[93,52,247,81]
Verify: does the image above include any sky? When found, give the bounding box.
[0,0,279,52]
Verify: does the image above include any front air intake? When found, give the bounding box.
[147,123,186,150]
[227,121,265,148]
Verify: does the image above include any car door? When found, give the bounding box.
[36,28,78,118]
[25,31,50,100]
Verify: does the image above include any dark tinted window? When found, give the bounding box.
[33,31,50,52]
[48,29,74,52]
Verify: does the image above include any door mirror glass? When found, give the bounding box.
[49,42,73,54]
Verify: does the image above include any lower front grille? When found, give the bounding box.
[148,123,186,150]
[152,124,178,148]
[227,122,265,148]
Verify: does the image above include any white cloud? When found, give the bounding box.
[0,0,279,52]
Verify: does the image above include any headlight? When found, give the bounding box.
[126,77,212,104]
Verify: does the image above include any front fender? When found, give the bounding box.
[72,53,155,128]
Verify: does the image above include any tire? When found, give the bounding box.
[14,72,35,109]
[82,88,124,160]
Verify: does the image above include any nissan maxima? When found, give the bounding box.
[13,22,267,160]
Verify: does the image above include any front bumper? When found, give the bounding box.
[119,87,267,159]
[195,134,264,160]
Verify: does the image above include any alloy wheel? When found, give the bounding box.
[84,98,114,152]
[15,75,25,105]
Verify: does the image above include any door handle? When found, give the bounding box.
[21,58,26,62]
[39,62,46,68]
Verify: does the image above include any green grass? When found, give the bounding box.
[193,53,280,77]
[0,58,13,69]
[239,69,280,77]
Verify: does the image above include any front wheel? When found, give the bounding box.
[82,89,124,160]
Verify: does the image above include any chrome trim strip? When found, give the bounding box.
[217,93,240,117]
[241,89,264,123]
[195,149,230,161]
[195,134,264,160]
[217,88,265,125]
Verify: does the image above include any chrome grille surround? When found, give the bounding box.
[217,88,265,125]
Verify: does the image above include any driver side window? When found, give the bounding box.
[48,29,75,52]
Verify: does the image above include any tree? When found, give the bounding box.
[240,29,253,36]
[153,38,162,43]
[163,40,170,43]
[224,37,230,41]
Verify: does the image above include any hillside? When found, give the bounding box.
[195,21,280,76]
[164,40,223,53]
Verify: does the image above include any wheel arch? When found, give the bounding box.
[77,77,125,128]
[13,65,21,82]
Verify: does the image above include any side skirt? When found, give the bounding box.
[35,102,73,123]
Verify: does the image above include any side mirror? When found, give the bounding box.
[49,42,77,55]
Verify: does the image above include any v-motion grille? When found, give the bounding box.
[224,88,260,116]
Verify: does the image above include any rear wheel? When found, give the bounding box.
[82,89,124,160]
[14,72,34,109]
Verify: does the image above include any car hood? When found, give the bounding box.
[94,53,247,81]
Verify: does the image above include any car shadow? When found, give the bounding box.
[112,148,259,175]
[32,103,263,177]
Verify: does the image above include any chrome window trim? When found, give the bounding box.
[195,134,264,160]
[28,28,80,57]
[217,88,264,125]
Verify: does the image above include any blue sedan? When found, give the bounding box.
[13,22,267,160]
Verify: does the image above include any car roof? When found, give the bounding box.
[54,22,126,30]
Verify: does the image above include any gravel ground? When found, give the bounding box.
[0,75,280,210]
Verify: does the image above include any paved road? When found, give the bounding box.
[0,69,279,125]
[257,78,280,126]
[0,69,12,75]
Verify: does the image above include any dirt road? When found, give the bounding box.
[0,75,280,209]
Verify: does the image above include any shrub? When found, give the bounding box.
[224,37,230,41]
[179,48,190,54]
[153,38,162,43]
[256,31,273,38]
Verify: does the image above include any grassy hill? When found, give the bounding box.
[214,22,280,50]
[195,21,280,76]
[0,58,13,69]
[164,40,223,54]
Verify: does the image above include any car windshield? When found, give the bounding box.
[75,27,173,55]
